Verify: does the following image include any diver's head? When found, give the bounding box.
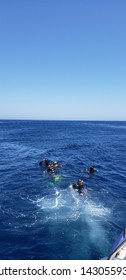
[77,179,84,186]
[53,161,58,167]
[90,166,94,172]
[47,165,53,172]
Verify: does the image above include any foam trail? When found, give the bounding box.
[84,199,111,250]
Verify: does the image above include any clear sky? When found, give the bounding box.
[0,0,126,120]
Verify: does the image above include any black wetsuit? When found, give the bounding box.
[72,183,84,194]
[39,159,50,166]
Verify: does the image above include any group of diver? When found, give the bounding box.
[39,158,97,196]
[39,158,62,173]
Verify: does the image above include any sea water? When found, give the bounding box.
[0,120,126,260]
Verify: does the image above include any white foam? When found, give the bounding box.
[84,200,111,218]
[35,187,111,226]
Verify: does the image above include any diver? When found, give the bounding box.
[70,179,85,196]
[39,158,50,167]
[53,161,59,167]
[46,165,54,173]
[86,165,97,173]
[52,161,62,168]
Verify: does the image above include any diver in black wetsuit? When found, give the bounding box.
[86,165,97,173]
[39,158,50,167]
[70,179,84,196]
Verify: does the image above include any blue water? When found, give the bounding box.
[0,120,126,260]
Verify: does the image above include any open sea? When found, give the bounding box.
[0,120,126,260]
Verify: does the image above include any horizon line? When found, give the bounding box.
[0,119,126,122]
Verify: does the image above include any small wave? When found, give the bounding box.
[63,142,84,150]
[96,122,126,130]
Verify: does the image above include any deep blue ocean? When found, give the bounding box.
[0,120,126,260]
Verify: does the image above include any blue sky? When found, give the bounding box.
[0,0,126,120]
